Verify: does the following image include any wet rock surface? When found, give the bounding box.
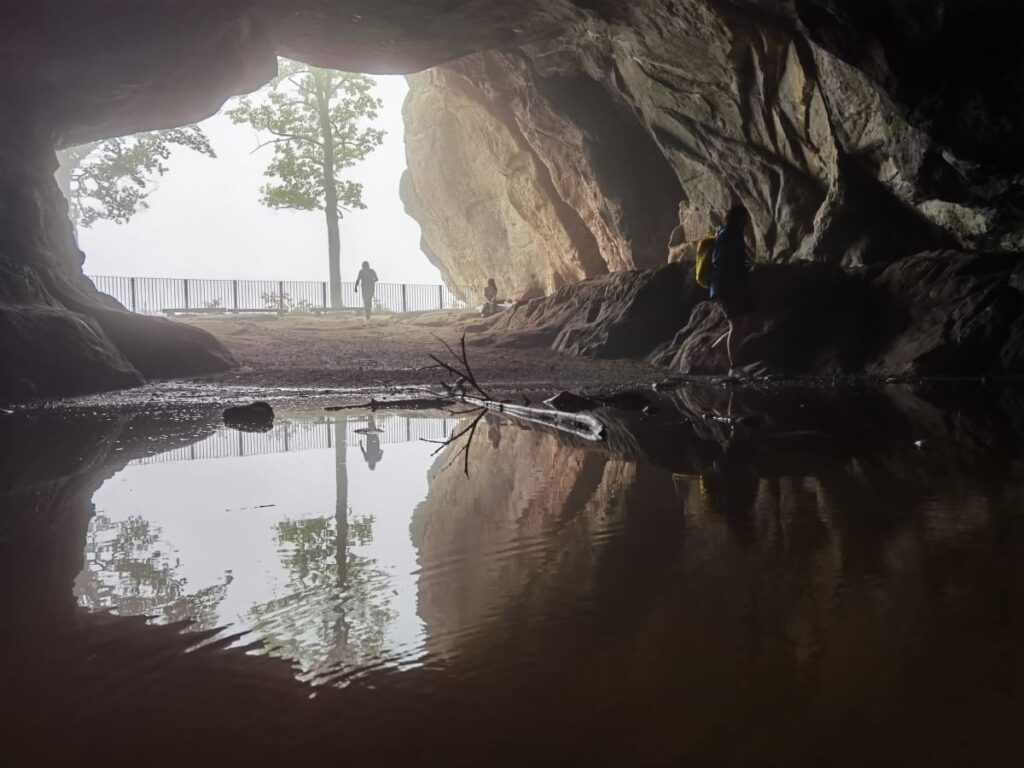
[222,401,275,432]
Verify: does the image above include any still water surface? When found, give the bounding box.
[2,391,1023,765]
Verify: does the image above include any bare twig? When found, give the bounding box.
[441,410,487,476]
[421,408,487,477]
[428,332,492,400]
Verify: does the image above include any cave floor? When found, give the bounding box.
[176,311,663,394]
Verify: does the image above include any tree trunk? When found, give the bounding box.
[317,80,342,308]
[331,417,350,663]
[334,417,348,585]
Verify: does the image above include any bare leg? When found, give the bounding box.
[727,315,755,375]
[725,319,736,373]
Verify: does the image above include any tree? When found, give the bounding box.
[75,513,230,632]
[248,512,396,673]
[56,125,216,228]
[227,60,385,308]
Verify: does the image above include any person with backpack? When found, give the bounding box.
[696,204,755,375]
[354,260,379,320]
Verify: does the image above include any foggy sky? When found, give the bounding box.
[79,76,443,285]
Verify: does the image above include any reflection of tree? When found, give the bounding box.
[75,514,229,632]
[248,513,396,673]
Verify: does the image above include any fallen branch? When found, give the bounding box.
[325,396,455,411]
[429,332,492,400]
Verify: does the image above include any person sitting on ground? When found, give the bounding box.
[481,277,500,317]
[354,260,379,321]
[710,204,756,376]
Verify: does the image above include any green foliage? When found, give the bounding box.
[248,513,396,672]
[76,513,229,631]
[227,60,384,216]
[61,125,215,227]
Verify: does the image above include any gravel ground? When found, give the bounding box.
[176,310,664,396]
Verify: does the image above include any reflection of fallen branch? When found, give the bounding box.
[421,408,487,476]
[463,396,605,441]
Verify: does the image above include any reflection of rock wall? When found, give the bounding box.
[410,419,635,657]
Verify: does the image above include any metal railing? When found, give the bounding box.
[87,275,476,316]
[130,416,462,465]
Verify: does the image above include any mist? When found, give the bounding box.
[78,75,443,286]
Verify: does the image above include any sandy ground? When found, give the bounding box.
[179,310,663,394]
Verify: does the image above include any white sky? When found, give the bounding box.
[78,75,443,285]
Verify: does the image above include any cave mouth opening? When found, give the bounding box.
[61,62,447,318]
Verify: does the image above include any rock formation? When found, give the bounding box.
[402,0,1023,293]
[473,249,1024,379]
[401,52,683,298]
[2,1,1023,398]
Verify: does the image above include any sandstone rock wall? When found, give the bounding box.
[401,52,683,298]
[401,0,1022,289]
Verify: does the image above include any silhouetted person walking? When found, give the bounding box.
[354,260,378,320]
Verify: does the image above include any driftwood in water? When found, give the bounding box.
[325,333,606,444]
[324,397,455,412]
[462,396,605,442]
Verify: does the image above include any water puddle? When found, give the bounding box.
[74,414,460,678]
[3,387,1024,764]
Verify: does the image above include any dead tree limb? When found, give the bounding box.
[429,332,492,400]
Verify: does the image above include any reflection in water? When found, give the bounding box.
[4,389,1024,764]
[74,414,449,675]
[359,415,384,470]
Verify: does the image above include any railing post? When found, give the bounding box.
[402,284,408,313]
[278,280,285,311]
[322,281,328,309]
[183,278,190,309]
[438,284,444,310]
[129,277,137,312]
[232,280,239,310]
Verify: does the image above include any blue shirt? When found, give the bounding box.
[709,225,749,299]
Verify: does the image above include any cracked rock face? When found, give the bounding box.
[2,0,1023,398]
[401,0,1023,295]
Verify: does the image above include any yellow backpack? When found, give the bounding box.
[694,232,717,289]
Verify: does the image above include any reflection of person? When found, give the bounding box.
[354,260,379,321]
[481,277,500,317]
[699,404,757,547]
[485,412,501,448]
[360,415,384,470]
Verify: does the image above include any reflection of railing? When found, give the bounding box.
[87,275,475,315]
[130,417,459,465]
